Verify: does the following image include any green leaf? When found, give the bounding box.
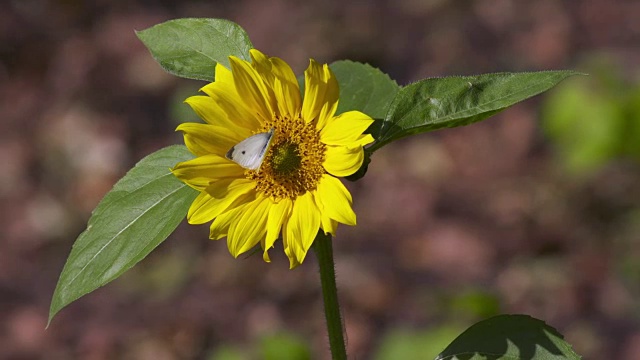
[330,60,400,119]
[436,314,581,360]
[369,71,582,152]
[136,18,253,81]
[49,145,198,325]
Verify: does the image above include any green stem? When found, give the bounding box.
[313,232,347,360]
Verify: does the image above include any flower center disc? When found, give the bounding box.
[247,115,326,200]
[271,142,301,176]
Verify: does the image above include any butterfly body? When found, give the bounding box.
[225,129,275,171]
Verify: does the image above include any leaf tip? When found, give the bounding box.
[47,303,60,329]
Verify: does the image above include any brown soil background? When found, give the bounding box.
[1,1,640,359]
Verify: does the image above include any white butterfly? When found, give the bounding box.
[225,129,275,171]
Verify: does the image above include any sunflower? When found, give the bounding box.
[172,49,374,268]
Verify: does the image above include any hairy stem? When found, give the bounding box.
[313,232,347,360]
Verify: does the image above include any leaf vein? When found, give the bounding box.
[63,183,187,292]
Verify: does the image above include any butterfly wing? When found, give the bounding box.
[226,130,274,170]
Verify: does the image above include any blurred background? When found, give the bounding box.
[1,0,640,359]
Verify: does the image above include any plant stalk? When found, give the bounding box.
[313,232,347,360]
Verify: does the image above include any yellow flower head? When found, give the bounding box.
[172,49,374,268]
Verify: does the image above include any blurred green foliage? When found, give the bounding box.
[259,332,311,360]
[445,289,501,320]
[207,332,310,360]
[374,326,463,360]
[208,346,246,360]
[542,58,640,175]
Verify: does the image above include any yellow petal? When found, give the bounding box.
[188,191,215,225]
[171,154,244,190]
[302,60,338,126]
[197,84,261,131]
[316,175,356,225]
[323,145,365,177]
[316,64,339,129]
[184,95,233,128]
[209,200,250,240]
[262,248,271,263]
[201,72,232,99]
[352,134,376,147]
[177,122,245,157]
[199,63,262,131]
[322,218,338,235]
[214,91,263,130]
[187,179,256,224]
[270,57,301,117]
[264,198,292,252]
[283,192,320,266]
[269,57,298,88]
[262,198,293,263]
[320,111,375,146]
[312,190,338,235]
[213,62,234,86]
[283,235,300,268]
[199,63,235,98]
[249,49,275,85]
[316,96,338,131]
[249,49,301,118]
[281,216,300,269]
[301,60,322,123]
[229,56,274,122]
[227,195,271,257]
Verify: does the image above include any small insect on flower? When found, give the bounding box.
[225,128,275,171]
